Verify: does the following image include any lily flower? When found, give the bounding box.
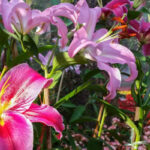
[129,19,150,56]
[102,0,130,17]
[0,63,64,150]
[39,2,78,48]
[1,0,50,34]
[68,0,137,100]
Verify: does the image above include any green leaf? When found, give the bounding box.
[87,84,107,94]
[61,0,74,3]
[48,52,88,78]
[69,105,86,123]
[38,45,54,53]
[49,70,62,89]
[2,28,19,40]
[7,51,33,67]
[140,7,150,14]
[134,51,146,62]
[26,0,32,5]
[53,52,88,70]
[8,45,55,67]
[133,0,145,9]
[0,27,9,47]
[68,134,76,150]
[84,69,105,82]
[127,10,141,20]
[97,99,140,143]
[73,116,97,123]
[22,34,38,55]
[62,17,73,26]
[54,81,91,108]
[87,138,103,150]
[61,102,76,108]
[50,0,60,5]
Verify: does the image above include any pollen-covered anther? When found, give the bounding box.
[112,25,127,32]
[0,114,5,126]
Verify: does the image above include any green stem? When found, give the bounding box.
[56,71,65,102]
[98,106,107,137]
[97,0,103,7]
[132,107,144,150]
[138,107,144,135]
[46,50,54,69]
[98,100,140,150]
[32,57,45,69]
[0,66,7,81]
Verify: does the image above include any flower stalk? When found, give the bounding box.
[93,103,104,138]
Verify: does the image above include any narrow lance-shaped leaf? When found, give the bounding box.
[54,81,91,108]
[97,99,140,145]
[69,105,86,123]
[133,0,145,9]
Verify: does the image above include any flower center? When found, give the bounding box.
[0,102,10,126]
[0,75,11,126]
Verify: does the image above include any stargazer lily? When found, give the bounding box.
[102,0,130,17]
[1,0,50,34]
[129,19,150,56]
[0,63,64,150]
[68,0,138,100]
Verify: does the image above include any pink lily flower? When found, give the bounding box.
[102,0,130,17]
[39,0,100,48]
[69,27,137,100]
[75,0,101,38]
[1,0,50,34]
[0,63,64,150]
[39,2,78,48]
[129,19,150,56]
[68,0,137,100]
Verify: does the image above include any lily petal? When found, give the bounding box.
[142,44,150,56]
[24,103,64,139]
[92,28,108,41]
[50,3,78,25]
[103,0,129,17]
[50,16,68,48]
[97,62,121,100]
[0,63,53,112]
[1,0,30,33]
[76,0,101,39]
[25,9,50,34]
[95,43,138,81]
[0,111,33,150]
[68,27,96,57]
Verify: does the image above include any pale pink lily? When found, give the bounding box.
[129,19,150,56]
[0,63,64,150]
[68,0,137,99]
[39,0,101,48]
[1,0,50,34]
[102,0,130,17]
[69,27,137,100]
[39,2,78,48]
[75,0,101,38]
